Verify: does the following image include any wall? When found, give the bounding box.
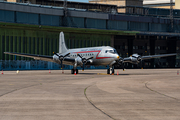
[1,2,180,32]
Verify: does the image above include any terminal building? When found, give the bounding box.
[0,0,180,70]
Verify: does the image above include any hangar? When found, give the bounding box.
[0,1,180,70]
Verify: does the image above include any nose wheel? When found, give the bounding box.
[71,69,78,74]
[107,67,114,75]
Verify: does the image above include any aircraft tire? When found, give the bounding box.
[76,69,78,74]
[107,68,110,74]
[71,69,74,74]
[112,69,115,74]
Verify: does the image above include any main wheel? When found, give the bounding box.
[71,69,74,74]
[107,68,110,74]
[76,69,78,74]
[112,68,115,74]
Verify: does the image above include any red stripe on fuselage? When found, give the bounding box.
[74,50,100,53]
[74,50,112,59]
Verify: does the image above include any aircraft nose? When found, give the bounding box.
[115,55,120,60]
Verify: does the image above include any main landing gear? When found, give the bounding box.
[71,69,78,74]
[107,66,115,75]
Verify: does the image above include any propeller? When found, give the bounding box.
[53,52,70,69]
[140,60,143,69]
[132,54,144,69]
[117,54,143,70]
[122,62,125,71]
[137,56,143,69]
[117,57,125,71]
[77,54,93,71]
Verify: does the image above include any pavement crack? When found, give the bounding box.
[145,82,178,101]
[0,84,37,98]
[84,85,116,120]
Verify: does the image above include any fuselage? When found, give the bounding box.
[53,46,119,66]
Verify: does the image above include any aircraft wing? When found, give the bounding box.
[122,53,177,63]
[141,53,177,60]
[4,52,54,62]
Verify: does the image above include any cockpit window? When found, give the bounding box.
[105,49,117,54]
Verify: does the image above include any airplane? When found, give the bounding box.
[4,32,177,74]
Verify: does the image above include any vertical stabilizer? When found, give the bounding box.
[59,32,68,53]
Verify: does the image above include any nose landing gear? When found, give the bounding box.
[71,69,78,74]
[107,66,115,75]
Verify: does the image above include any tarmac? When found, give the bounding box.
[0,69,180,120]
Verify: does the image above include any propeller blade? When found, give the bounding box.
[82,63,85,71]
[60,60,63,69]
[77,54,83,59]
[140,60,143,69]
[122,63,125,71]
[53,52,59,57]
[64,53,70,57]
[87,57,93,60]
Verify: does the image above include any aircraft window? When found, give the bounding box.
[114,50,117,53]
[109,50,113,53]
[105,50,117,54]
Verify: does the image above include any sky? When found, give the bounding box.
[66,0,175,4]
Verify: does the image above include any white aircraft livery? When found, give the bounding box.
[4,32,177,74]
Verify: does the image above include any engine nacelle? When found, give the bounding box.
[125,54,142,64]
[75,57,83,65]
[53,55,60,63]
[131,57,138,62]
[132,54,141,61]
[132,54,141,58]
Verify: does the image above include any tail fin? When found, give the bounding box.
[59,32,68,53]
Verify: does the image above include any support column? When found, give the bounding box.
[128,36,134,69]
[84,18,87,28]
[111,35,114,47]
[167,37,176,68]
[149,36,156,68]
[128,37,134,56]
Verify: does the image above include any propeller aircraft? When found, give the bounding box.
[4,32,177,74]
